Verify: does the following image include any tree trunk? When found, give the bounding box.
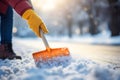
[89,15,98,35]
[68,19,72,38]
[108,0,120,36]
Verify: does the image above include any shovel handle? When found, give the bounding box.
[40,28,50,49]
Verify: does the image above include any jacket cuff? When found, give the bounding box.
[7,0,32,16]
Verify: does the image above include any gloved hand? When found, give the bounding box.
[22,9,48,37]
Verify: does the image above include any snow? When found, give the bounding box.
[25,59,120,80]
[0,55,120,80]
[0,33,120,80]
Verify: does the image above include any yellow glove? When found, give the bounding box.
[22,9,48,37]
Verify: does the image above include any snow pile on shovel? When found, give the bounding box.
[35,56,72,68]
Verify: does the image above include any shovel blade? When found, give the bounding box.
[33,48,70,62]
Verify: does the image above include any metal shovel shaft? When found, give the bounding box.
[40,29,50,49]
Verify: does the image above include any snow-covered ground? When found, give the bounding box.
[0,33,120,80]
[0,51,120,80]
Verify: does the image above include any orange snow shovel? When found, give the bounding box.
[32,29,70,62]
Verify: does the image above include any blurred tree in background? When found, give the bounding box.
[108,0,120,36]
[3,0,119,38]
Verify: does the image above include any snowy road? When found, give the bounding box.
[60,42,120,69]
[0,38,120,80]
